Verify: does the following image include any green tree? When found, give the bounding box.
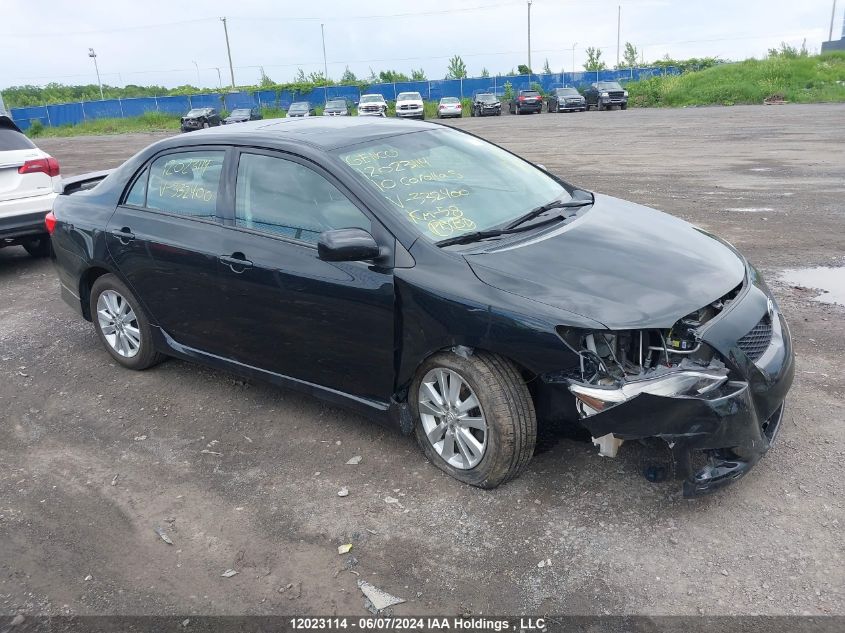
[446,55,468,79]
[340,66,357,84]
[308,71,329,86]
[584,47,607,71]
[411,68,427,81]
[503,81,514,100]
[517,64,532,75]
[259,67,275,88]
[480,67,490,78]
[617,42,639,69]
[542,58,552,75]
[379,70,410,83]
[294,68,307,83]
[505,68,517,76]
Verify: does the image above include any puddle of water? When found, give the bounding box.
[725,207,775,213]
[780,267,845,306]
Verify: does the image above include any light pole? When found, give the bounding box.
[192,61,200,86]
[321,23,329,103]
[88,48,104,100]
[214,67,223,90]
[571,42,578,85]
[220,17,236,90]
[830,0,838,41]
[527,0,533,79]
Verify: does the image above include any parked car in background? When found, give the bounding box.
[47,117,794,497]
[471,93,501,117]
[547,87,586,112]
[583,81,628,110]
[287,101,316,118]
[357,94,388,117]
[0,115,59,257]
[323,98,352,116]
[224,107,262,124]
[509,90,543,115]
[437,97,463,119]
[180,108,221,132]
[395,92,425,119]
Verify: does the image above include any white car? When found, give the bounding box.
[395,91,425,119]
[357,94,388,117]
[437,97,463,118]
[0,116,59,257]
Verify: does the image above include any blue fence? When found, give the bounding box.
[9,66,680,130]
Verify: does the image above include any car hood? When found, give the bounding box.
[464,194,746,330]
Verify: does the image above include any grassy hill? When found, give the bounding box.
[627,52,845,107]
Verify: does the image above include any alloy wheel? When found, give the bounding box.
[96,290,141,358]
[418,368,487,470]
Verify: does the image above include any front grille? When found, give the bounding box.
[737,315,773,361]
[609,91,625,99]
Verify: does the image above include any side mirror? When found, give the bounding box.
[318,228,381,262]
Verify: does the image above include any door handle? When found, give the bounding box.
[219,253,253,272]
[110,227,135,243]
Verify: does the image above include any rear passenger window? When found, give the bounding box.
[146,151,224,218]
[124,168,148,206]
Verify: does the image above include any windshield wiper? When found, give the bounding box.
[436,229,512,248]
[505,193,594,230]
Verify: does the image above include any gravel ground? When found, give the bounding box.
[1,104,843,617]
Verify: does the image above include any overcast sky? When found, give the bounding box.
[0,0,840,89]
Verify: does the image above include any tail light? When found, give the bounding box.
[19,157,60,178]
[518,96,526,101]
[439,105,445,110]
[44,211,56,234]
[456,104,462,109]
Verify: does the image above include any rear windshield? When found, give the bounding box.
[521,91,540,97]
[440,97,460,104]
[0,128,36,151]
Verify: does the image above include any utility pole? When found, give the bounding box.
[321,23,329,103]
[88,48,104,100]
[220,17,236,90]
[214,67,223,90]
[830,0,838,41]
[617,5,622,67]
[527,0,533,79]
[192,61,200,86]
[571,42,578,84]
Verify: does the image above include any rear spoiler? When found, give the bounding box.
[54,169,115,195]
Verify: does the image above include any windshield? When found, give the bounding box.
[231,109,251,116]
[440,97,459,104]
[326,100,347,108]
[477,94,497,102]
[335,128,570,243]
[397,93,421,101]
[556,88,579,96]
[289,102,308,111]
[360,95,384,103]
[186,109,209,117]
[598,82,623,90]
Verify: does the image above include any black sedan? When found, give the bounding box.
[287,101,316,117]
[323,98,352,116]
[180,108,221,132]
[547,87,586,112]
[47,118,793,496]
[224,107,262,124]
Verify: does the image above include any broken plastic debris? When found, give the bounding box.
[592,433,624,458]
[134,435,147,441]
[154,526,173,545]
[346,456,362,465]
[200,449,222,455]
[84,574,93,581]
[111,474,119,486]
[384,496,399,504]
[338,487,349,497]
[221,569,239,578]
[338,544,353,555]
[537,558,552,568]
[357,580,405,611]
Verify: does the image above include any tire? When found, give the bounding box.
[411,351,537,489]
[89,274,165,370]
[621,103,628,110]
[597,102,605,111]
[23,236,51,258]
[202,122,209,129]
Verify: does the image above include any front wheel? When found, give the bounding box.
[411,351,537,488]
[90,274,165,370]
[621,103,628,110]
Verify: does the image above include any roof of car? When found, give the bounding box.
[162,116,435,152]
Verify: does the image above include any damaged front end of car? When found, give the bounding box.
[544,278,794,497]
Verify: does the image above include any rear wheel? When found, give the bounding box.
[411,351,537,488]
[23,236,50,258]
[89,274,164,370]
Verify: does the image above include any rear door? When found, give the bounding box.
[106,147,229,354]
[214,149,396,402]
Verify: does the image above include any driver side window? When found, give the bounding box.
[234,153,370,244]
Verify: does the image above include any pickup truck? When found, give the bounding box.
[583,81,628,110]
[395,92,425,120]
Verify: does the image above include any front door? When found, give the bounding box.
[215,150,396,403]
[106,148,228,354]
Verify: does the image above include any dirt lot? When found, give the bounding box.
[1,105,843,617]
